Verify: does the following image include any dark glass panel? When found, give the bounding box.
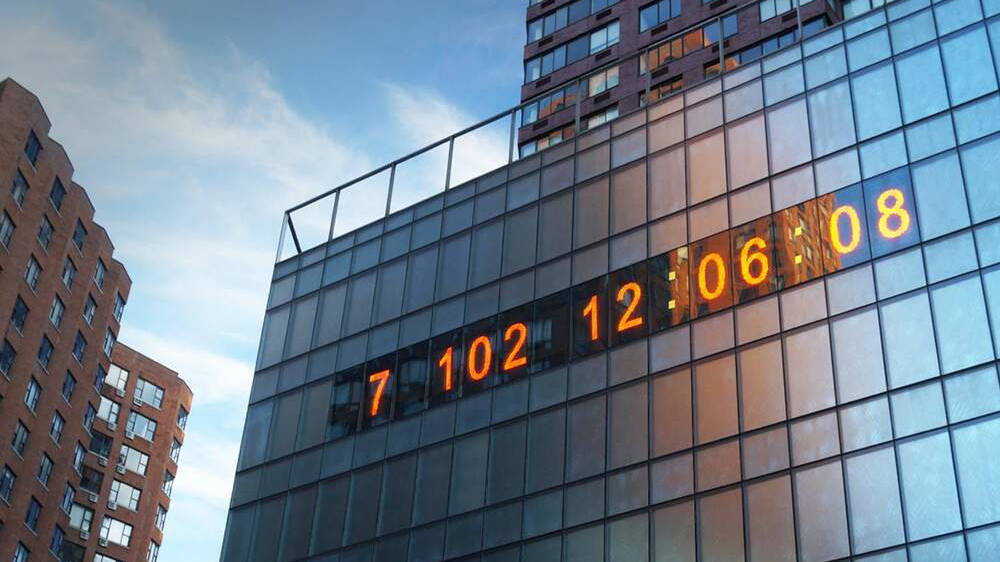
[731,215,779,304]
[429,330,463,406]
[329,366,363,440]
[609,262,649,346]
[573,276,609,357]
[774,199,823,289]
[531,290,572,374]
[395,342,428,417]
[691,231,733,319]
[863,166,920,258]
[363,354,395,429]
[499,305,533,382]
[463,316,498,395]
[649,246,691,330]
[818,183,872,274]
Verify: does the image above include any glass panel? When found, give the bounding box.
[767,97,812,174]
[694,354,738,444]
[940,25,998,106]
[851,63,902,141]
[726,114,768,189]
[688,130,726,204]
[880,290,939,388]
[845,446,905,553]
[831,307,887,402]
[930,274,994,374]
[897,431,963,540]
[911,151,970,240]
[795,461,850,562]
[808,79,856,158]
[746,475,796,562]
[785,323,835,418]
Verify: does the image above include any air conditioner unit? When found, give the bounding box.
[133,397,142,407]
[88,493,98,503]
[80,530,90,540]
[107,500,117,511]
[107,421,117,431]
[125,430,135,440]
[98,537,108,547]
[115,388,125,398]
[115,464,126,474]
[98,457,108,467]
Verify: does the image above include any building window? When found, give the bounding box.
[103,329,115,357]
[135,378,164,408]
[37,214,54,249]
[24,130,42,165]
[25,255,41,289]
[72,331,86,362]
[639,0,682,32]
[147,541,160,562]
[1,465,15,501]
[62,256,76,289]
[113,293,125,322]
[50,411,65,443]
[177,406,189,430]
[61,484,75,513]
[10,170,29,206]
[169,438,181,463]
[641,15,738,75]
[38,454,53,486]
[24,377,41,412]
[95,556,123,562]
[25,497,42,531]
[106,364,129,393]
[13,543,29,562]
[37,335,54,369]
[581,104,620,131]
[0,211,15,247]
[90,431,113,459]
[94,259,106,288]
[84,403,97,433]
[62,371,76,402]
[162,471,174,497]
[154,505,167,530]
[118,445,149,475]
[98,397,120,425]
[109,480,141,511]
[95,363,106,392]
[100,516,134,547]
[10,296,28,332]
[587,65,620,97]
[12,421,29,455]
[72,220,87,251]
[521,83,578,126]
[760,0,817,21]
[49,296,65,328]
[527,0,619,44]
[519,123,576,157]
[50,525,65,555]
[72,442,85,473]
[0,339,15,375]
[127,411,157,441]
[524,21,620,83]
[68,503,93,532]
[50,177,66,210]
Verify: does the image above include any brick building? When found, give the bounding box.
[0,78,192,562]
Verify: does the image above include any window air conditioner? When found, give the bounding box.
[88,493,98,503]
[107,500,117,511]
[115,464,126,474]
[98,457,108,467]
[80,530,90,540]
[107,421,116,431]
[115,388,125,398]
[133,397,142,407]
[125,430,135,440]
[98,537,108,547]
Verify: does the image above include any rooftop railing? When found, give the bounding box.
[276,0,849,263]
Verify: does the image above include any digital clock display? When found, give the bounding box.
[335,170,920,429]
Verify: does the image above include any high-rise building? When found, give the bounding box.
[0,78,193,562]
[518,0,844,156]
[225,2,1000,561]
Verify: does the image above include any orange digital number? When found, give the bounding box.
[583,294,600,341]
[368,369,390,417]
[739,237,769,286]
[876,188,911,240]
[616,282,644,332]
[829,205,862,255]
[697,252,726,300]
[467,335,492,381]
[438,347,454,391]
[503,322,528,371]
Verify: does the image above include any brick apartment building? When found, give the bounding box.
[518,0,844,156]
[0,77,193,562]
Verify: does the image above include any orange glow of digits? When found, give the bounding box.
[503,323,528,371]
[876,188,911,240]
[616,282,644,332]
[368,370,390,417]
[739,237,769,286]
[697,252,726,300]
[583,295,599,341]
[829,205,862,255]
[467,336,492,381]
[438,347,454,391]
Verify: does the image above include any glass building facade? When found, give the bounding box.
[223,1,1000,560]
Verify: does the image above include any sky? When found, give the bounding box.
[0,0,524,559]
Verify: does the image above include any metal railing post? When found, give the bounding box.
[385,164,396,217]
[445,137,455,190]
[328,190,340,241]
[276,213,289,263]
[508,109,518,163]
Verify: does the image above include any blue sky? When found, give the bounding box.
[0,0,524,558]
